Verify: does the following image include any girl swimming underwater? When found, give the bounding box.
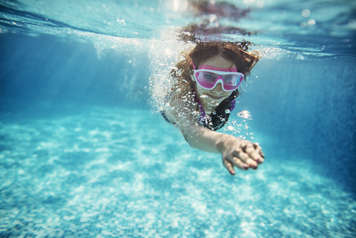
[161,41,264,175]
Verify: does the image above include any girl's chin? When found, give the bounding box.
[206,98,224,107]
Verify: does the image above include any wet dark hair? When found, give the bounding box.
[170,41,259,85]
[189,41,258,74]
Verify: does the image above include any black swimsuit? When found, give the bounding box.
[161,90,238,131]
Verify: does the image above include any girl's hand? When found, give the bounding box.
[218,135,264,175]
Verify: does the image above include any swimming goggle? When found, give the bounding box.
[192,65,244,91]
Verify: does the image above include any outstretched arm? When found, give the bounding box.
[164,97,264,175]
[180,122,264,175]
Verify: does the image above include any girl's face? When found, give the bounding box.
[195,55,236,107]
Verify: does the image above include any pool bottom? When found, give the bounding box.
[0,106,355,237]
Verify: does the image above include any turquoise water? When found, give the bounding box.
[1,0,356,237]
[1,106,354,237]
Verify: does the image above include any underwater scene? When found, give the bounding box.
[0,0,355,237]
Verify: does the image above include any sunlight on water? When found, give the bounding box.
[1,0,354,58]
[170,0,189,12]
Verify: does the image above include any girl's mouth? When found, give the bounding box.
[206,94,224,100]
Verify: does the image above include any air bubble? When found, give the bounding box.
[237,110,252,120]
[227,126,234,131]
[307,19,316,26]
[301,9,311,18]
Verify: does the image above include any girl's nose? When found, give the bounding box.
[214,80,224,91]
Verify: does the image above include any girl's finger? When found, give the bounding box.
[231,156,248,170]
[253,143,264,158]
[232,150,249,163]
[245,143,255,154]
[251,152,263,163]
[222,158,235,175]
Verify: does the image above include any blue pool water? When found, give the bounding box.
[1,0,355,237]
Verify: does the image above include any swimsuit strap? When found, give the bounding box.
[194,93,209,125]
[194,91,237,128]
[230,98,236,111]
